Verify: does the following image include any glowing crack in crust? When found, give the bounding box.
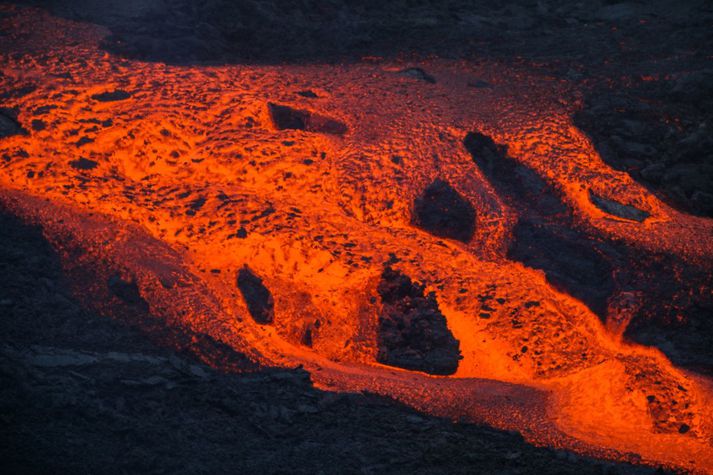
[1,7,713,472]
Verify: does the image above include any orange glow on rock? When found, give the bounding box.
[2,6,713,472]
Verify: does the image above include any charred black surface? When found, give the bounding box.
[575,74,713,218]
[412,179,475,243]
[463,131,504,172]
[397,67,436,83]
[463,131,615,317]
[376,267,461,375]
[90,89,131,102]
[237,266,274,324]
[0,108,27,139]
[621,252,713,375]
[589,191,650,222]
[69,157,98,170]
[267,102,347,135]
[464,131,566,216]
[508,221,615,318]
[268,103,307,130]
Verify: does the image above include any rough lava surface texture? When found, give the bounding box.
[1,2,713,473]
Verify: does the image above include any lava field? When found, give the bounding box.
[1,1,712,473]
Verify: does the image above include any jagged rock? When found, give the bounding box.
[464,130,566,216]
[574,76,713,218]
[595,3,639,21]
[0,110,27,139]
[91,90,131,102]
[69,158,98,170]
[297,90,318,98]
[412,179,475,243]
[267,102,347,135]
[589,191,649,222]
[463,131,504,171]
[0,84,36,99]
[237,266,274,324]
[376,267,461,375]
[27,350,98,367]
[397,67,436,84]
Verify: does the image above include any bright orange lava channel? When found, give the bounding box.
[2,6,713,472]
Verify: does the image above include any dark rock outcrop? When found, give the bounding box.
[574,73,713,218]
[237,266,274,324]
[0,109,27,139]
[397,67,436,84]
[412,179,475,243]
[463,131,505,172]
[91,90,131,102]
[589,191,649,222]
[508,221,614,318]
[267,103,347,135]
[376,267,461,375]
[69,158,98,170]
[464,131,565,216]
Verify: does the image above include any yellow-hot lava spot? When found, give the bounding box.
[2,6,712,472]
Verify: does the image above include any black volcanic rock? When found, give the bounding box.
[376,267,461,375]
[464,131,565,216]
[237,266,274,324]
[69,158,98,170]
[463,131,504,171]
[297,90,318,98]
[589,191,649,222]
[412,179,475,243]
[0,109,27,139]
[267,103,347,135]
[574,75,713,218]
[397,67,436,83]
[91,90,131,102]
[508,221,614,318]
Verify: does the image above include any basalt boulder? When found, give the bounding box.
[376,267,461,375]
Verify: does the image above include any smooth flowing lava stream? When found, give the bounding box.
[1,6,713,472]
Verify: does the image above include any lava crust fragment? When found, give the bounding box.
[0,109,27,139]
[589,191,649,222]
[237,266,274,324]
[91,90,131,102]
[412,179,475,243]
[397,67,436,83]
[464,130,566,216]
[376,267,461,375]
[267,102,347,135]
[69,157,98,170]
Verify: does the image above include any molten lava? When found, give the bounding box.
[1,6,712,472]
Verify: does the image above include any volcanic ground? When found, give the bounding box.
[1,1,712,473]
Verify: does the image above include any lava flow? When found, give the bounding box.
[2,6,713,473]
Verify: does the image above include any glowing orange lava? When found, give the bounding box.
[2,6,712,472]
